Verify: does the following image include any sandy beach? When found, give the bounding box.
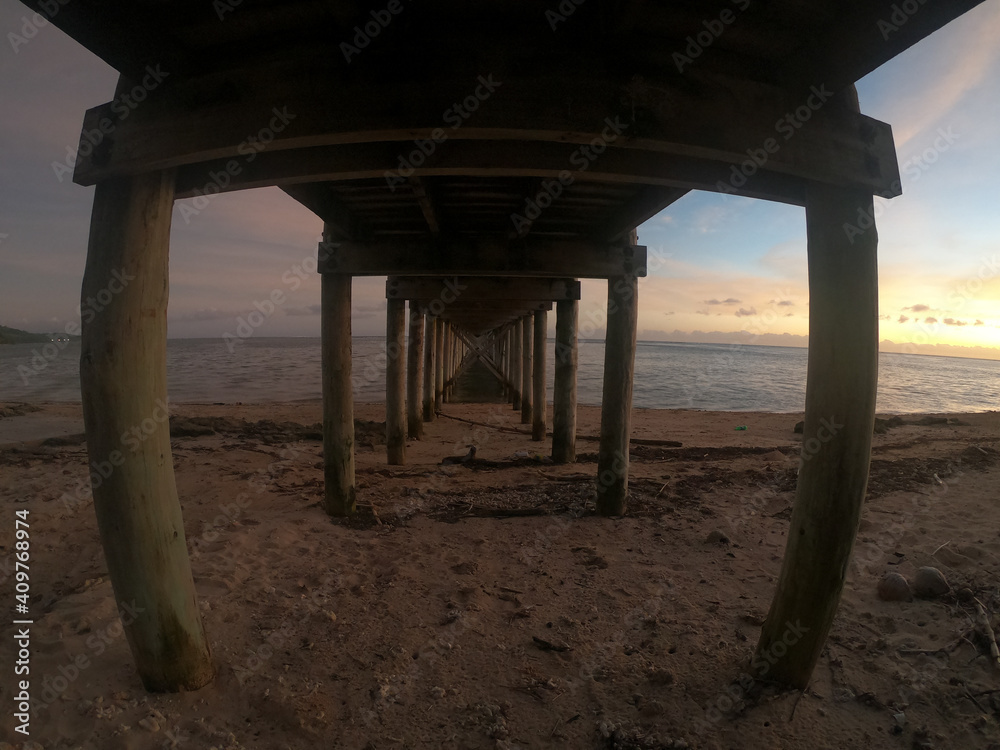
[1,400,998,749]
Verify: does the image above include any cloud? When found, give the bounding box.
[943,317,968,326]
[174,308,237,322]
[975,319,985,326]
[774,300,794,307]
[735,307,757,317]
[925,317,938,324]
[898,315,910,323]
[905,304,931,312]
[704,298,741,305]
[283,305,322,317]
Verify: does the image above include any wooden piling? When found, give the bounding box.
[532,310,547,441]
[406,302,424,439]
[552,299,578,463]
[512,320,523,411]
[385,297,406,464]
[434,315,445,412]
[754,182,879,689]
[79,170,214,692]
[504,329,512,402]
[597,274,638,515]
[322,272,356,516]
[443,321,452,403]
[520,316,533,424]
[423,314,436,422]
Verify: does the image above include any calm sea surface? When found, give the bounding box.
[1,338,998,414]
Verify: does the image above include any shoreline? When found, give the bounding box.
[2,399,997,450]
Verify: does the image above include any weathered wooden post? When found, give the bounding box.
[407,302,424,439]
[512,320,523,411]
[520,316,533,424]
[597,274,638,515]
[79,170,214,692]
[423,313,436,422]
[754,181,879,689]
[385,297,406,464]
[322,270,356,516]
[434,316,445,412]
[532,310,547,441]
[552,298,578,463]
[441,320,451,403]
[504,329,512,402]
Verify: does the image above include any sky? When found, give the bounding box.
[1,1,999,360]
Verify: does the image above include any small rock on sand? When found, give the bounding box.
[913,566,950,598]
[877,572,912,602]
[705,530,730,544]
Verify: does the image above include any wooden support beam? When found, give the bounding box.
[509,177,548,238]
[601,186,689,242]
[532,310,548,441]
[783,0,987,95]
[18,0,180,81]
[281,184,369,241]
[552,299,579,463]
[512,321,523,412]
[79,169,213,692]
[449,326,457,399]
[596,275,638,515]
[388,277,581,303]
[521,316,533,425]
[321,272,356,516]
[408,177,442,237]
[452,326,517,393]
[406,301,424,440]
[754,181,879,689]
[322,239,645,279]
[385,297,406,465]
[435,315,445,412]
[423,314,436,422]
[442,321,451,403]
[76,64,901,199]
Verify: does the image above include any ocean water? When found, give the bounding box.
[1,337,998,414]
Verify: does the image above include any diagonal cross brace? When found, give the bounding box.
[450,325,518,395]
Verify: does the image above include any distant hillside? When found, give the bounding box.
[0,324,76,345]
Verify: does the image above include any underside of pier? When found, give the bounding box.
[24,0,987,696]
